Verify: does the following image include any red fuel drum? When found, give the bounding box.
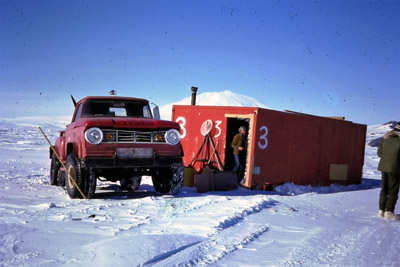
[172,105,367,189]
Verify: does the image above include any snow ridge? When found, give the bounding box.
[146,203,273,266]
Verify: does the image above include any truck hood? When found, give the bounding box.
[74,117,180,130]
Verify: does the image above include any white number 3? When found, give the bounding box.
[215,120,222,138]
[258,126,268,149]
[176,116,187,139]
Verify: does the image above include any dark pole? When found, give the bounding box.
[191,86,198,106]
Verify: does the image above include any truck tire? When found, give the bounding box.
[130,176,142,191]
[119,178,129,191]
[65,154,87,199]
[152,161,184,195]
[120,176,142,191]
[86,168,97,199]
[58,170,66,187]
[50,153,60,186]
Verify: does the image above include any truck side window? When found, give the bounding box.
[73,103,83,122]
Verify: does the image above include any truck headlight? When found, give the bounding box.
[165,129,180,145]
[85,127,103,145]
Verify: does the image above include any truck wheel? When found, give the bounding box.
[130,176,142,191]
[86,168,97,199]
[65,154,87,199]
[152,161,184,195]
[120,176,142,191]
[119,178,129,191]
[57,170,66,187]
[50,153,60,186]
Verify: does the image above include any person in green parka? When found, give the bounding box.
[378,122,400,220]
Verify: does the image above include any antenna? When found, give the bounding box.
[200,119,213,136]
[70,95,77,107]
[190,119,223,171]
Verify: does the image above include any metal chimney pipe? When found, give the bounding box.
[191,86,198,106]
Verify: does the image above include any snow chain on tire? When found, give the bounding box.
[167,161,184,195]
[151,161,184,195]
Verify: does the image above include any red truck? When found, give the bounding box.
[49,96,184,199]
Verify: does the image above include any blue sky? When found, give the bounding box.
[1,0,399,125]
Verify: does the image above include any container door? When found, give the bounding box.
[224,114,254,187]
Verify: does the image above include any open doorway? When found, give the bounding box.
[224,117,250,181]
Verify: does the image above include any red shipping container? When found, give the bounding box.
[172,105,366,189]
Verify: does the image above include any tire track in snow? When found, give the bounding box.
[330,220,400,267]
[280,227,368,267]
[280,217,400,267]
[213,198,277,234]
[141,240,203,266]
[151,195,279,237]
[144,222,269,267]
[141,198,276,266]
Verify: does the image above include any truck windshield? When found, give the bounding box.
[81,100,152,118]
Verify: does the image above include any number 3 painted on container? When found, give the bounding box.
[215,120,222,138]
[258,126,268,149]
[176,116,187,139]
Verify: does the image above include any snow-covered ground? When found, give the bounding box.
[1,115,400,267]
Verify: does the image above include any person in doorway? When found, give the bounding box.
[231,126,247,183]
[378,122,400,220]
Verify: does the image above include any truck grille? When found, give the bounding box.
[101,129,167,143]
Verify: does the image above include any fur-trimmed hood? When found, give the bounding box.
[383,130,400,139]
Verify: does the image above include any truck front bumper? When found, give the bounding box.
[80,156,182,169]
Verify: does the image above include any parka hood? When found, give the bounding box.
[383,130,400,139]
